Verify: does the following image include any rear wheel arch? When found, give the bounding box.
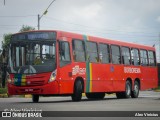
[134,78,140,90]
[131,78,140,98]
[126,78,132,89]
[116,78,132,99]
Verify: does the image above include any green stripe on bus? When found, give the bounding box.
[83,35,90,93]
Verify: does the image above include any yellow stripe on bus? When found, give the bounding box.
[89,63,92,92]
[21,75,26,86]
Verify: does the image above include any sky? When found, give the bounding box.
[0,0,160,61]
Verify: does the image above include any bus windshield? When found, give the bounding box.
[8,32,56,74]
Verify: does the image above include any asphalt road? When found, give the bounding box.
[0,91,159,119]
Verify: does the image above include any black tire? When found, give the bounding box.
[116,81,131,99]
[86,93,105,100]
[131,81,139,98]
[32,95,39,103]
[86,93,94,99]
[71,80,83,101]
[123,80,131,98]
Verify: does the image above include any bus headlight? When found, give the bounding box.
[49,70,57,83]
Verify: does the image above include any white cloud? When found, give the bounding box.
[73,3,101,20]
[156,16,160,22]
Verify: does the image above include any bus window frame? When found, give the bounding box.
[98,42,110,64]
[148,50,156,67]
[121,46,131,65]
[86,41,99,63]
[110,44,121,65]
[58,40,71,67]
[131,48,140,66]
[72,39,86,62]
[140,49,149,66]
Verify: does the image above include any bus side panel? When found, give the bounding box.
[58,64,74,94]
[141,67,158,90]
[112,65,125,91]
[91,64,114,92]
[58,62,87,94]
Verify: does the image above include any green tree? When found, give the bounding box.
[1,25,35,49]
[19,25,35,32]
[2,33,12,50]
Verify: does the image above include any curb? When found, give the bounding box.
[25,94,32,98]
[0,94,8,98]
[82,93,115,97]
[155,90,160,92]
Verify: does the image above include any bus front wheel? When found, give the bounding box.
[71,80,83,102]
[32,95,39,103]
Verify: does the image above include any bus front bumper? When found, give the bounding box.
[7,81,59,95]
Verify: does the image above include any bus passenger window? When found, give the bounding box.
[99,43,110,63]
[72,40,86,62]
[86,42,98,63]
[111,45,121,64]
[122,47,131,65]
[59,41,71,67]
[131,49,140,66]
[148,51,156,66]
[140,50,148,66]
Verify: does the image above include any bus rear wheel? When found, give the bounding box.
[71,80,83,101]
[116,81,131,99]
[32,95,39,103]
[131,81,139,98]
[86,93,105,100]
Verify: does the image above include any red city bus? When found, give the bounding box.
[7,30,158,102]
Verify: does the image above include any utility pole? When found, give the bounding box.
[38,14,40,30]
[37,0,56,30]
[4,0,5,5]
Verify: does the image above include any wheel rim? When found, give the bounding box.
[134,84,139,95]
[126,83,131,95]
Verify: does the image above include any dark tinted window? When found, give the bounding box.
[59,41,71,67]
[99,43,110,63]
[131,48,140,65]
[72,40,86,62]
[148,51,156,66]
[122,47,131,65]
[140,50,148,66]
[86,42,98,62]
[111,45,121,64]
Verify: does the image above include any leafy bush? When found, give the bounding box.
[0,88,7,94]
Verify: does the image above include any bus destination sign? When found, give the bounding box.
[11,32,56,41]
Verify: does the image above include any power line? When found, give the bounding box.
[0,15,36,18]
[42,17,159,38]
[44,16,159,35]
[0,25,22,27]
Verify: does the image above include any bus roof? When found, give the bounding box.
[12,30,155,51]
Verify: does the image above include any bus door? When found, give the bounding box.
[58,38,74,94]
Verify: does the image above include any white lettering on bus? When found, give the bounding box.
[124,67,141,73]
[72,65,86,75]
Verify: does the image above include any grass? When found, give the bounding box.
[154,86,160,92]
[0,87,8,98]
[156,86,160,90]
[0,87,7,94]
